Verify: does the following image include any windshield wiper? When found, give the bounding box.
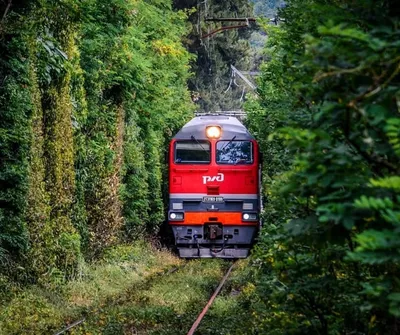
[220,135,236,152]
[191,135,210,157]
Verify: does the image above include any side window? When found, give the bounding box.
[174,140,211,163]
[216,141,253,164]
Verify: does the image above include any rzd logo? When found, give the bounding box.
[202,173,224,184]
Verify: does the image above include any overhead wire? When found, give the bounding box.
[198,0,256,109]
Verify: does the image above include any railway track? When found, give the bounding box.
[53,259,237,335]
[52,261,189,335]
[186,261,236,335]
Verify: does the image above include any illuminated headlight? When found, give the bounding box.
[206,126,221,139]
[169,212,184,221]
[242,213,258,221]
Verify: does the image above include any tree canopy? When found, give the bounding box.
[245,0,400,333]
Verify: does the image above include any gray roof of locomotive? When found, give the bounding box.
[173,115,254,140]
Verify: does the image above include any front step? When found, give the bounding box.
[178,246,249,258]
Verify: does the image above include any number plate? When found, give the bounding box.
[202,196,224,203]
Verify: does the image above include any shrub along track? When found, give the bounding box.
[65,259,244,335]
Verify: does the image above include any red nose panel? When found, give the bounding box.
[207,185,220,195]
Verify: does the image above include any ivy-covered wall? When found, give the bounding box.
[0,0,194,283]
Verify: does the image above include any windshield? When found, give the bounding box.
[175,140,211,163]
[216,141,253,164]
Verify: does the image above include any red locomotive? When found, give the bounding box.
[168,115,261,258]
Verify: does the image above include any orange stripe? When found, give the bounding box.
[169,212,258,226]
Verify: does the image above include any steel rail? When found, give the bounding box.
[186,261,235,335]
[53,318,85,335]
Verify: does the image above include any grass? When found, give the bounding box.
[0,242,181,335]
[69,259,231,334]
[68,258,258,335]
[0,245,258,335]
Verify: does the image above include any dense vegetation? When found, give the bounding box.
[173,0,255,112]
[1,0,400,334]
[245,0,400,333]
[0,0,194,285]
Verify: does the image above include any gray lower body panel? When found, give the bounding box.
[171,225,257,259]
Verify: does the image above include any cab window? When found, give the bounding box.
[174,140,211,163]
[216,141,253,164]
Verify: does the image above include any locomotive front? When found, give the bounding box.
[168,115,261,258]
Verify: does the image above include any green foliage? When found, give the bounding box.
[67,259,229,334]
[121,113,151,238]
[246,0,400,333]
[0,35,31,268]
[79,0,193,246]
[249,224,367,334]
[142,126,165,231]
[0,291,64,335]
[386,118,400,156]
[0,0,193,283]
[25,45,54,281]
[0,243,180,335]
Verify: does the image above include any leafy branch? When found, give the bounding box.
[1,0,11,24]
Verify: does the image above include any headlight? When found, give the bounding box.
[242,213,258,221]
[169,212,184,221]
[206,126,221,139]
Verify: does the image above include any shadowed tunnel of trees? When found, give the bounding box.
[0,0,400,334]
